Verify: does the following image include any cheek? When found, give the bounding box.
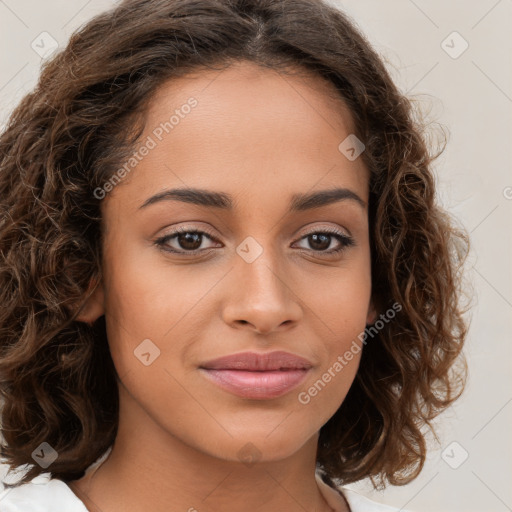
[101,267,215,446]
[299,250,372,331]
[293,262,371,415]
[294,311,365,430]
[101,250,227,388]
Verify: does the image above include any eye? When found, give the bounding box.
[292,228,355,255]
[154,226,220,255]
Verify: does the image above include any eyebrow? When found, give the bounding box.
[138,186,366,211]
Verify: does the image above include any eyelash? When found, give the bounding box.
[154,226,355,257]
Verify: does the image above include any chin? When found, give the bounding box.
[201,430,315,465]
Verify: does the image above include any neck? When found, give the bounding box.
[69,384,341,512]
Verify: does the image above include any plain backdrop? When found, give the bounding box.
[0,1,511,511]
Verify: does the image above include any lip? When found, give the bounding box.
[199,351,313,400]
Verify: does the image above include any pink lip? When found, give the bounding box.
[199,351,313,400]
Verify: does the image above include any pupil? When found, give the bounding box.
[179,232,202,250]
[309,233,330,251]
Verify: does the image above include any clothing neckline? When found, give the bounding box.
[315,471,352,511]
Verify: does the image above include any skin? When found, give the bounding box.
[71,60,376,512]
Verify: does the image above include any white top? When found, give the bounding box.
[0,456,411,512]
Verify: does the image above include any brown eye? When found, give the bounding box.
[307,233,331,251]
[174,232,203,251]
[294,229,355,254]
[155,228,220,255]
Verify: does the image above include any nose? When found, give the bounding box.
[221,247,303,335]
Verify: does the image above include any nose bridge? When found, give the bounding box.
[222,234,302,333]
[235,234,288,302]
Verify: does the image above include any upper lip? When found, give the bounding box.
[200,351,314,371]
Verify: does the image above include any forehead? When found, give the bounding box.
[105,60,369,213]
[146,60,359,148]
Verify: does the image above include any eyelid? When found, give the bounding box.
[300,224,351,238]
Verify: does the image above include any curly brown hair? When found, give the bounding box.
[0,0,469,491]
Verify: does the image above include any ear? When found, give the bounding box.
[366,298,377,325]
[75,276,105,325]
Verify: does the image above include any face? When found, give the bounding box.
[80,60,375,464]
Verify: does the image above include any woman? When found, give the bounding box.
[0,0,469,511]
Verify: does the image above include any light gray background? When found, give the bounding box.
[0,1,511,511]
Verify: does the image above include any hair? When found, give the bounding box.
[0,0,469,491]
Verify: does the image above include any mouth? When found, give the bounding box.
[199,351,313,400]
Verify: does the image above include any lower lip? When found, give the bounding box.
[199,368,310,399]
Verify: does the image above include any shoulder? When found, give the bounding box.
[0,447,110,511]
[315,469,413,512]
[0,474,88,512]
